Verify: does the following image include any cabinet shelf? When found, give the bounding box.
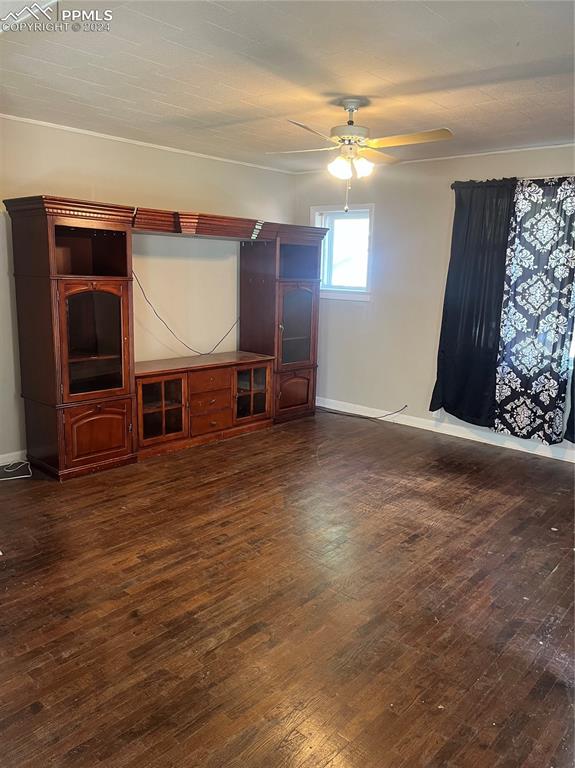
[142,403,183,414]
[69,354,121,363]
[279,244,320,280]
[54,225,129,277]
[142,402,162,413]
[57,274,133,281]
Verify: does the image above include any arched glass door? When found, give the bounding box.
[279,283,317,368]
[60,281,129,401]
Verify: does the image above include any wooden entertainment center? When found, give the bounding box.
[4,196,327,480]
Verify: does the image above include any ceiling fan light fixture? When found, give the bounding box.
[284,102,452,177]
[328,155,352,180]
[352,156,374,178]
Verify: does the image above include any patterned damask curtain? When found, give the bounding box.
[494,177,575,444]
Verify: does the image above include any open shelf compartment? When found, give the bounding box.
[279,244,320,280]
[54,225,128,277]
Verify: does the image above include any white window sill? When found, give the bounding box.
[320,289,371,302]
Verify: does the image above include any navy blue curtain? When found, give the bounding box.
[430,178,517,426]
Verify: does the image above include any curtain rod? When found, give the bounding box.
[453,175,572,184]
[451,175,573,190]
[517,175,573,180]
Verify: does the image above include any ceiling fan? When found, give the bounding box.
[269,98,453,179]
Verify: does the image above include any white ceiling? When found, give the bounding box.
[0,0,573,172]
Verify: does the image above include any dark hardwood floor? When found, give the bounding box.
[0,413,573,768]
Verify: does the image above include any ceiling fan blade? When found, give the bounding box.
[366,128,453,149]
[266,146,339,155]
[359,147,400,165]
[287,119,339,144]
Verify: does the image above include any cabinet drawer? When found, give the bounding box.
[191,409,233,436]
[190,388,231,415]
[63,398,133,468]
[189,367,231,393]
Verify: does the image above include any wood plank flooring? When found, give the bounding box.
[0,413,573,767]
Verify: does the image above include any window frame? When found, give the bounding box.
[311,204,374,302]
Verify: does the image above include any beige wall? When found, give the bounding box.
[0,117,295,458]
[2,115,573,462]
[132,234,239,361]
[294,145,575,459]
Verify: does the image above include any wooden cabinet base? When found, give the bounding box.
[23,396,136,480]
[274,407,316,423]
[29,453,137,481]
[135,352,275,460]
[274,367,317,421]
[63,398,134,468]
[136,418,272,459]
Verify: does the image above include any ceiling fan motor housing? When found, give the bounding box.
[331,124,370,143]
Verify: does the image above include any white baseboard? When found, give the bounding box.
[3,399,573,466]
[316,397,575,464]
[0,450,27,466]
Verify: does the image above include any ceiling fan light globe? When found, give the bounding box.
[328,155,352,180]
[353,156,374,178]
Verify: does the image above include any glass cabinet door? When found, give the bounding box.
[279,283,317,368]
[235,366,270,421]
[138,375,187,445]
[60,281,129,402]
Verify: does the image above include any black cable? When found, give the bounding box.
[317,404,408,424]
[133,270,239,356]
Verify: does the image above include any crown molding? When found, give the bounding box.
[291,141,575,175]
[3,113,572,178]
[0,112,297,175]
[3,194,328,244]
[400,142,575,166]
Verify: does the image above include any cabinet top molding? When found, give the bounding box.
[3,195,328,244]
[135,350,275,377]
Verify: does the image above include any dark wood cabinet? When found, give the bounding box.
[5,198,136,479]
[63,399,133,470]
[276,368,316,416]
[240,234,323,421]
[135,353,273,456]
[5,196,326,477]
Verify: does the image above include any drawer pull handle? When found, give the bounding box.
[209,399,216,405]
[209,420,218,427]
[210,376,215,382]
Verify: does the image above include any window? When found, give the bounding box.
[312,205,373,300]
